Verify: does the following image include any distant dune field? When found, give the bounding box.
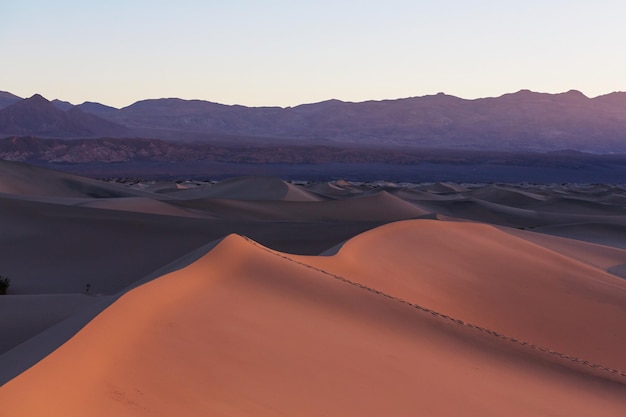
[0,159,625,416]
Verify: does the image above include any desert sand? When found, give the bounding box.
[0,159,625,415]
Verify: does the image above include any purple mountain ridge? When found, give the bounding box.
[1,90,626,152]
[0,91,22,110]
[0,94,130,138]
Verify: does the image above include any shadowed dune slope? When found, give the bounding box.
[75,197,213,218]
[534,223,626,250]
[167,176,324,201]
[0,159,154,199]
[500,226,626,277]
[464,184,547,207]
[169,191,430,221]
[393,187,468,202]
[300,219,626,371]
[415,196,626,230]
[0,195,386,296]
[420,182,469,194]
[532,197,626,216]
[1,234,624,417]
[304,180,368,198]
[0,294,99,354]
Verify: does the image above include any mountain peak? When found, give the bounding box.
[560,89,588,99]
[0,94,128,138]
[51,99,74,111]
[0,91,23,111]
[27,94,50,103]
[513,89,537,96]
[0,91,22,99]
[593,91,626,106]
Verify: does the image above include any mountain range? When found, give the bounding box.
[1,90,626,153]
[0,94,129,138]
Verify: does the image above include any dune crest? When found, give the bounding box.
[298,219,626,370]
[2,231,625,416]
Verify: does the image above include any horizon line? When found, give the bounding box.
[2,88,626,111]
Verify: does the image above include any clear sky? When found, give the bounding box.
[1,1,625,108]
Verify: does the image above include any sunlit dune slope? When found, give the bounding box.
[300,219,626,370]
[1,232,625,416]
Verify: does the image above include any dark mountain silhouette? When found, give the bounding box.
[105,98,284,135]
[2,89,626,152]
[84,89,626,152]
[593,91,626,107]
[0,91,22,110]
[50,98,120,116]
[77,101,119,117]
[0,95,130,138]
[51,99,74,111]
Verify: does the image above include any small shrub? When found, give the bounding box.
[0,276,10,295]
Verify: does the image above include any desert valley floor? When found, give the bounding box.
[0,159,625,416]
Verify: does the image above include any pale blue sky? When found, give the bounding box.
[1,1,624,108]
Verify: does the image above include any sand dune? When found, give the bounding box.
[534,223,626,249]
[75,196,213,218]
[419,181,469,193]
[501,225,626,276]
[2,234,625,416]
[1,161,625,415]
[170,191,430,221]
[465,183,547,206]
[415,195,626,231]
[0,294,99,353]
[413,197,549,228]
[0,194,386,296]
[533,197,626,216]
[299,220,626,370]
[305,180,367,198]
[598,190,626,205]
[168,175,324,201]
[392,187,469,202]
[0,160,152,199]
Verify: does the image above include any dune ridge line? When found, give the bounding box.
[241,236,626,381]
